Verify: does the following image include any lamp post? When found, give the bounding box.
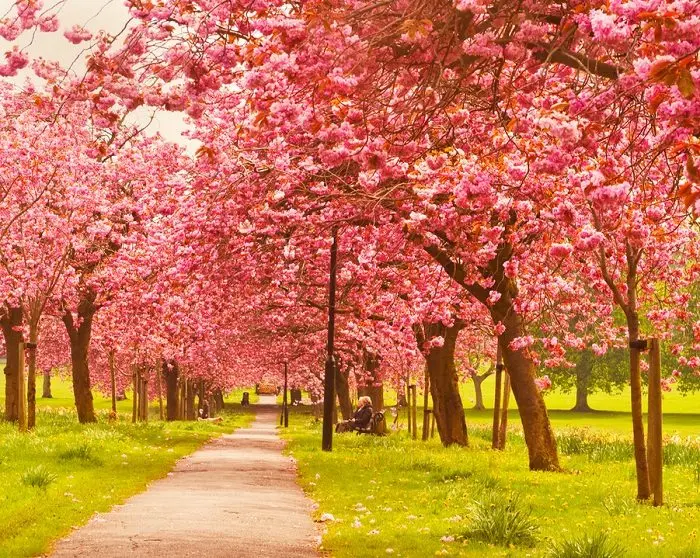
[322,227,338,451]
[282,361,289,428]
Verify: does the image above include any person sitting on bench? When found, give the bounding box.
[336,396,373,432]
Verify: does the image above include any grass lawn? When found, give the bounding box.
[282,387,700,558]
[0,375,256,558]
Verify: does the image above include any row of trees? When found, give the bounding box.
[0,0,698,502]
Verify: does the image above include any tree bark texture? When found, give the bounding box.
[421,233,559,470]
[163,360,179,421]
[62,294,97,423]
[572,350,593,412]
[358,350,384,410]
[335,362,353,420]
[418,322,468,447]
[472,372,490,411]
[627,312,651,500]
[1,306,23,422]
[27,324,38,429]
[185,380,196,420]
[491,302,559,470]
[42,371,52,398]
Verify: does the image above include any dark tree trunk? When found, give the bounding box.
[571,350,593,412]
[163,360,179,421]
[420,226,560,471]
[27,325,38,429]
[494,308,559,470]
[185,380,196,420]
[627,311,651,500]
[42,371,52,398]
[335,362,353,420]
[215,390,224,411]
[197,380,206,415]
[417,322,468,447]
[1,306,23,422]
[62,294,97,424]
[358,350,384,410]
[490,284,561,471]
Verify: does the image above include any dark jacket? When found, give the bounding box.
[353,405,373,428]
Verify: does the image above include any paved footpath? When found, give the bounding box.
[51,396,319,557]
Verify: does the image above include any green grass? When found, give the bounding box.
[0,375,256,558]
[376,380,699,437]
[282,407,700,558]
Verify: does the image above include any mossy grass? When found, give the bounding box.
[282,406,700,557]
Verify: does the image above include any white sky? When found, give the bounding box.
[0,0,193,149]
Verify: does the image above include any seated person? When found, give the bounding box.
[336,396,373,432]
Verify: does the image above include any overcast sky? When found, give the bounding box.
[0,0,192,149]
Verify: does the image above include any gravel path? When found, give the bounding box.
[51,396,320,557]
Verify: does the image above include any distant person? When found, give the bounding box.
[199,400,210,419]
[336,396,373,433]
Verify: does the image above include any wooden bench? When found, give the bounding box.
[356,412,387,436]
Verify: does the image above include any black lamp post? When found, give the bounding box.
[321,227,338,451]
[282,361,289,428]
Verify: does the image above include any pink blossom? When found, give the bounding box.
[534,375,552,391]
[64,25,93,44]
[549,243,573,259]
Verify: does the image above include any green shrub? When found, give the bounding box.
[547,532,624,558]
[465,492,538,547]
[21,465,57,490]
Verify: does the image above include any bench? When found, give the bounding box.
[356,412,386,436]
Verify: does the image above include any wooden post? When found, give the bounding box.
[430,411,436,438]
[18,342,27,432]
[140,371,148,423]
[647,338,663,506]
[109,350,117,417]
[157,360,164,421]
[492,344,503,449]
[132,365,139,423]
[410,384,417,440]
[406,379,412,434]
[422,364,431,441]
[498,373,511,450]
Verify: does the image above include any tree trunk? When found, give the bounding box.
[420,322,468,447]
[472,373,490,411]
[1,306,23,422]
[185,380,196,420]
[215,390,224,411]
[335,363,353,420]
[109,350,117,416]
[42,371,52,398]
[62,294,97,424]
[421,230,559,470]
[197,380,206,415]
[27,323,38,429]
[422,363,431,441]
[494,307,559,470]
[492,346,503,449]
[358,351,384,410]
[628,312,651,500]
[157,361,164,420]
[571,350,593,412]
[498,373,511,449]
[163,360,179,421]
[132,365,139,423]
